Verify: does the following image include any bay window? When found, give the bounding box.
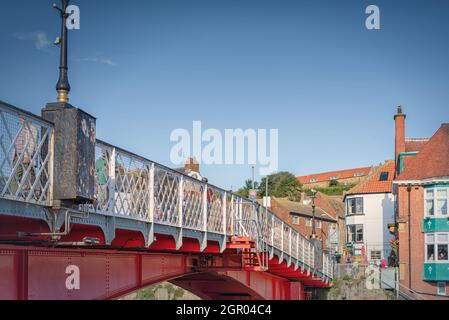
[425,187,449,217]
[426,233,449,262]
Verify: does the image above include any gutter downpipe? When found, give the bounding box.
[407,183,412,291]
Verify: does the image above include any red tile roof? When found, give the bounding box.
[267,197,337,222]
[398,124,449,181]
[315,193,345,219]
[405,138,429,153]
[297,167,372,184]
[345,160,395,196]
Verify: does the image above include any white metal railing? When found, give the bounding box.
[91,140,332,278]
[0,102,53,206]
[0,101,332,279]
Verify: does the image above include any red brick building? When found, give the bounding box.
[261,197,338,252]
[298,167,374,188]
[393,106,449,299]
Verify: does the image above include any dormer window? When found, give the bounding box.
[379,172,389,181]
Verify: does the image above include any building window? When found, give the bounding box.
[425,187,449,217]
[316,220,322,229]
[310,178,317,183]
[292,215,300,225]
[347,197,363,215]
[305,218,312,227]
[437,189,448,216]
[347,224,363,243]
[426,233,449,262]
[370,250,382,260]
[426,234,435,261]
[379,172,389,181]
[437,282,446,296]
[353,172,364,177]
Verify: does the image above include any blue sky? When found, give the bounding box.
[0,0,448,190]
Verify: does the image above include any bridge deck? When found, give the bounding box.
[0,100,332,298]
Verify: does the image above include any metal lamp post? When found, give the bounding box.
[53,0,71,103]
[311,189,317,239]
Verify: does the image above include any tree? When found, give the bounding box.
[258,172,302,202]
[329,179,339,187]
[236,179,259,198]
[136,283,185,300]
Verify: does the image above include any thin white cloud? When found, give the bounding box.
[14,31,51,50]
[74,56,118,67]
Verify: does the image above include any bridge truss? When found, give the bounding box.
[0,100,332,300]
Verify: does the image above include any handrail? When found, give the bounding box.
[0,102,54,206]
[0,101,332,279]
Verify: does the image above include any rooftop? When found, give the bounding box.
[298,166,373,185]
[261,197,337,222]
[345,160,395,196]
[398,124,449,181]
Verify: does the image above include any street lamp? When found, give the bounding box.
[311,189,317,239]
[53,0,71,103]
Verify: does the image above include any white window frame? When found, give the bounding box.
[316,220,322,229]
[436,189,448,216]
[346,197,364,216]
[425,232,449,263]
[292,215,300,225]
[370,250,382,260]
[305,218,312,227]
[347,224,363,244]
[437,282,446,296]
[425,187,449,218]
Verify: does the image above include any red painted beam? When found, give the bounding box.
[0,244,320,300]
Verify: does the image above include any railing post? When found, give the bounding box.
[296,233,299,260]
[287,227,292,267]
[175,176,183,250]
[302,237,305,266]
[279,221,284,264]
[48,128,55,206]
[108,148,116,215]
[220,191,227,252]
[238,197,243,235]
[312,242,315,271]
[230,194,234,235]
[222,192,227,235]
[295,233,298,260]
[289,228,292,257]
[281,222,284,252]
[146,163,154,247]
[271,215,274,248]
[200,184,208,251]
[323,252,325,277]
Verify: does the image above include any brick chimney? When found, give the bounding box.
[394,105,406,172]
[185,157,200,173]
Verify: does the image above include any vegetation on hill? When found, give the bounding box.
[305,181,356,196]
[136,283,185,300]
[236,172,302,202]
